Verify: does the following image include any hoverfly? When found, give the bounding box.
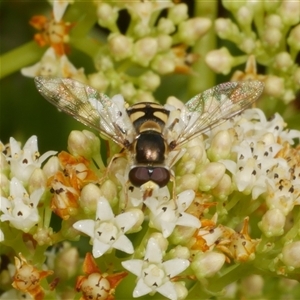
[35,77,264,199]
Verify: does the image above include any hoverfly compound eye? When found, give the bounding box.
[129,167,170,188]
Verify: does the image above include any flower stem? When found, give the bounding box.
[188,1,218,97]
[0,41,44,79]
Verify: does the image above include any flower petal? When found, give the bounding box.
[145,237,163,263]
[92,238,111,258]
[73,219,95,237]
[113,234,134,254]
[96,197,114,221]
[122,259,144,277]
[163,258,190,277]
[133,278,153,298]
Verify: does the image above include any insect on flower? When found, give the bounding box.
[34,77,264,199]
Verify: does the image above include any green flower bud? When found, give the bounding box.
[97,3,118,29]
[281,241,300,269]
[191,251,226,278]
[108,33,133,61]
[264,75,284,97]
[178,18,211,45]
[28,168,46,193]
[156,34,172,52]
[132,37,158,67]
[168,3,188,25]
[120,82,136,100]
[207,130,232,161]
[287,24,300,51]
[215,18,240,40]
[273,52,293,72]
[124,208,144,233]
[262,27,282,48]
[278,0,300,26]
[211,173,232,200]
[138,71,160,91]
[43,156,60,179]
[237,6,253,26]
[80,183,102,214]
[157,17,175,34]
[205,48,234,75]
[67,130,101,160]
[100,179,118,207]
[176,174,200,192]
[258,209,285,237]
[241,275,264,297]
[151,53,175,74]
[88,72,109,92]
[197,162,226,191]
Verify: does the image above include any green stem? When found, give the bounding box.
[188,1,218,97]
[0,42,44,79]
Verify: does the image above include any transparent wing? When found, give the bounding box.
[165,81,264,148]
[35,77,135,148]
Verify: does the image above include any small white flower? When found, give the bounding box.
[0,177,43,232]
[145,189,200,238]
[122,237,190,300]
[73,196,141,258]
[8,136,56,183]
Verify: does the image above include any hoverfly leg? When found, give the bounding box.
[97,152,126,185]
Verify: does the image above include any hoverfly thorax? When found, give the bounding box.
[127,102,171,188]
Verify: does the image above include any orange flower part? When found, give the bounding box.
[48,171,79,220]
[76,253,128,300]
[172,44,199,74]
[12,253,53,300]
[217,217,260,262]
[29,15,72,56]
[48,151,98,219]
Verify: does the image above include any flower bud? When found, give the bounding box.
[133,22,151,37]
[55,246,79,280]
[149,232,168,252]
[124,208,144,233]
[287,24,300,51]
[120,82,136,100]
[138,71,161,91]
[80,183,102,213]
[176,174,199,192]
[157,17,175,34]
[0,173,9,197]
[88,72,109,92]
[97,3,118,28]
[281,241,300,269]
[0,153,9,176]
[167,245,190,260]
[156,34,172,52]
[258,209,285,237]
[67,130,100,159]
[211,173,232,200]
[207,130,232,161]
[132,37,158,67]
[191,251,226,278]
[151,54,175,74]
[236,6,253,26]
[43,155,60,178]
[222,0,245,11]
[278,0,300,26]
[215,18,240,39]
[273,52,293,71]
[264,75,284,98]
[262,27,282,48]
[100,179,118,207]
[108,33,132,61]
[240,37,256,53]
[197,162,226,191]
[177,18,211,45]
[205,48,234,75]
[265,14,282,29]
[168,3,188,25]
[173,282,188,300]
[241,275,264,297]
[28,168,47,193]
